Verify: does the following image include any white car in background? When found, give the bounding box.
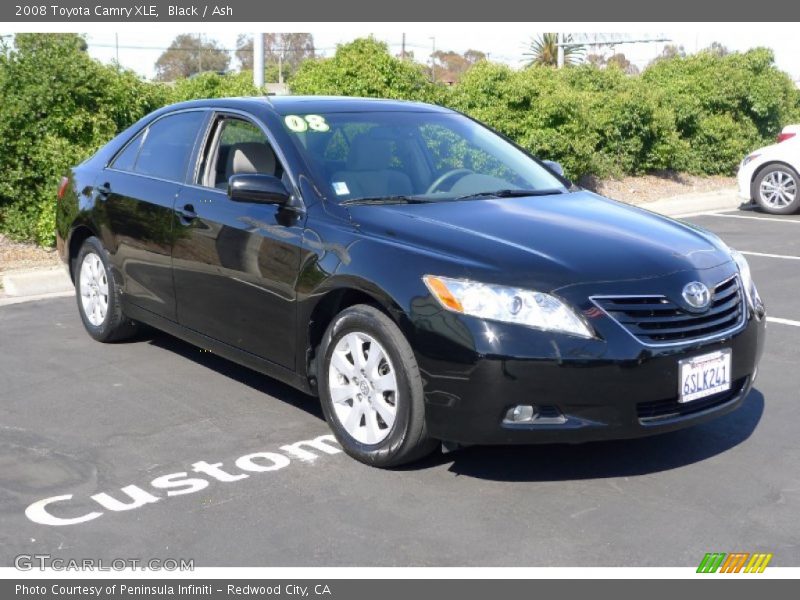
[738,124,800,214]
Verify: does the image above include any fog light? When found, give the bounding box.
[507,404,535,423]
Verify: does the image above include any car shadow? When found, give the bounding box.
[415,390,765,481]
[135,328,764,482]
[141,328,324,420]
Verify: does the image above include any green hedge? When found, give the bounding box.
[0,34,170,245]
[1,34,799,246]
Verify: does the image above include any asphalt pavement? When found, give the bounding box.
[1,205,798,567]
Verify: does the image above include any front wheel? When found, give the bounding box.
[753,164,800,214]
[75,236,138,342]
[318,304,437,467]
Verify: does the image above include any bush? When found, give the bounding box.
[2,34,799,246]
[0,34,169,246]
[642,48,800,173]
[290,37,441,103]
[170,70,261,102]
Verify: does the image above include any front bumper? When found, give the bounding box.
[411,275,766,446]
[737,161,758,200]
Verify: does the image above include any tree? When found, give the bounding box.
[236,33,315,80]
[583,52,639,74]
[704,42,730,57]
[585,53,607,68]
[154,34,230,81]
[524,33,584,67]
[647,44,686,67]
[431,49,486,84]
[290,37,439,103]
[607,53,639,75]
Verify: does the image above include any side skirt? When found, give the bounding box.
[124,302,315,396]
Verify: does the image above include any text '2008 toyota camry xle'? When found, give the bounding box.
[56,96,766,467]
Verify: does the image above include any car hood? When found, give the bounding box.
[346,190,732,291]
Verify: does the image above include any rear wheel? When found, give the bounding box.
[318,304,437,467]
[75,237,137,342]
[753,164,800,214]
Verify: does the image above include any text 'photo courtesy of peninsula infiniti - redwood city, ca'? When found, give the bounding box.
[55,96,766,467]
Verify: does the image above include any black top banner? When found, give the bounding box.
[1,0,798,22]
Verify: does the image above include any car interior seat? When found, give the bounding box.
[331,134,413,198]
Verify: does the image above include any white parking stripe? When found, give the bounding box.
[673,209,741,218]
[740,251,800,261]
[767,317,800,327]
[705,213,800,224]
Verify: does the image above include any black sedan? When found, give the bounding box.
[56,96,766,467]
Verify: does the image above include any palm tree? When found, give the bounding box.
[524,33,584,67]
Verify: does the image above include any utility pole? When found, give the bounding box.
[557,32,565,69]
[401,33,406,60]
[254,33,264,89]
[115,33,119,64]
[429,36,436,82]
[278,53,283,85]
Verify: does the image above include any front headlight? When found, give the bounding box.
[423,275,594,339]
[741,153,760,167]
[730,249,762,310]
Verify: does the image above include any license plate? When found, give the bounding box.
[679,349,732,403]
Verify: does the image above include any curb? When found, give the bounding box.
[1,266,73,299]
[630,188,741,218]
[0,290,75,307]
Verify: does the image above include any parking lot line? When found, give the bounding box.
[767,316,800,327]
[740,251,800,261]
[704,213,800,224]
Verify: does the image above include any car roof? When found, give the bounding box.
[164,95,454,116]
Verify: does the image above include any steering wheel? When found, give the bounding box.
[425,168,473,194]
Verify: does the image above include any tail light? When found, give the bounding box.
[57,176,69,201]
[777,131,796,143]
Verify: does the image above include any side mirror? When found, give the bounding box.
[228,174,290,205]
[542,160,565,177]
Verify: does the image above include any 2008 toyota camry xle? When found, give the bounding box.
[56,96,766,467]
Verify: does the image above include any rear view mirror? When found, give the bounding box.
[228,174,290,205]
[542,160,565,177]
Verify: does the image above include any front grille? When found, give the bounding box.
[637,377,747,422]
[592,276,745,346]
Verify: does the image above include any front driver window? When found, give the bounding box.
[201,117,284,190]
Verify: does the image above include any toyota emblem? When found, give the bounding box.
[682,281,711,310]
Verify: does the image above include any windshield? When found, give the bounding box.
[280,110,567,202]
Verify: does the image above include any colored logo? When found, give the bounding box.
[682,281,711,310]
[697,552,773,573]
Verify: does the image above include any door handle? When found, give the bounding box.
[177,203,197,222]
[96,182,111,200]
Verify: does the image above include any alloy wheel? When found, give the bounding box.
[759,170,797,208]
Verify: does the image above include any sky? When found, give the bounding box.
[68,24,800,83]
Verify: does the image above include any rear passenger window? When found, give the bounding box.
[133,111,205,182]
[111,131,144,172]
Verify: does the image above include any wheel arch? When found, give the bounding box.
[302,281,410,393]
[750,160,799,187]
[66,224,101,282]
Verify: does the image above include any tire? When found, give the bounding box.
[74,236,138,342]
[752,164,800,215]
[318,304,437,467]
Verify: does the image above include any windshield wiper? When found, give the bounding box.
[340,195,434,206]
[454,188,565,201]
